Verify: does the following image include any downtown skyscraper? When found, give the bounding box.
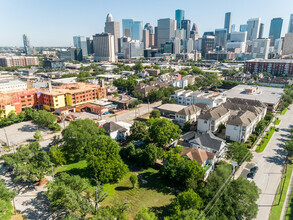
[104,13,120,52]
[175,9,185,29]
[269,17,283,44]
[288,14,293,33]
[157,18,176,48]
[122,19,143,41]
[247,18,261,41]
[224,12,232,33]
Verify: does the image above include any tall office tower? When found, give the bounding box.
[215,29,227,49]
[227,32,247,53]
[269,18,283,45]
[252,38,270,59]
[122,19,133,38]
[154,26,158,48]
[132,21,143,41]
[118,36,131,53]
[181,20,191,39]
[86,37,94,55]
[283,33,293,55]
[258,23,264,38]
[224,12,232,33]
[274,38,283,54]
[23,34,30,48]
[93,33,116,62]
[73,36,88,57]
[201,35,215,57]
[123,40,144,59]
[171,37,181,54]
[288,14,293,33]
[230,31,247,42]
[143,29,150,49]
[240,24,248,32]
[190,23,200,40]
[247,18,261,41]
[149,33,155,48]
[175,9,185,29]
[157,18,176,48]
[231,24,236,33]
[174,29,185,40]
[144,23,153,34]
[184,38,194,53]
[194,38,202,51]
[70,47,83,61]
[104,13,120,52]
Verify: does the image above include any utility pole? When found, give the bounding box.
[148,99,150,113]
[3,127,9,147]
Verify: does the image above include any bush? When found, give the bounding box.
[130,174,138,188]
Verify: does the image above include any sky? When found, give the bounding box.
[0,0,293,47]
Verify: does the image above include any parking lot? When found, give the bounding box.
[238,162,257,179]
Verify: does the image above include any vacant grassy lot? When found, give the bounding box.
[56,161,176,218]
[256,127,275,153]
[269,156,293,220]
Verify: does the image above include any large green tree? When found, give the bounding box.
[148,118,181,147]
[130,121,149,141]
[226,142,253,164]
[86,135,129,183]
[61,119,106,162]
[0,180,16,219]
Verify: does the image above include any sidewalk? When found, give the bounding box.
[280,165,293,220]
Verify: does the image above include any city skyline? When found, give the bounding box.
[1,0,293,47]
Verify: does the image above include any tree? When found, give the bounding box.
[166,209,207,220]
[148,90,164,103]
[254,119,267,136]
[133,62,144,73]
[264,112,274,121]
[34,129,42,141]
[192,66,204,75]
[171,189,202,215]
[150,109,161,119]
[142,144,158,167]
[285,140,293,153]
[148,118,181,147]
[2,142,51,182]
[46,173,93,219]
[130,174,138,188]
[61,119,106,162]
[226,142,253,164]
[182,121,191,132]
[135,208,157,220]
[49,145,66,165]
[86,135,129,183]
[0,179,16,219]
[130,121,149,141]
[93,177,108,214]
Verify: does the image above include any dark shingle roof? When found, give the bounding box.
[190,131,225,152]
[103,121,124,133]
[198,106,229,120]
[226,110,258,126]
[177,105,201,116]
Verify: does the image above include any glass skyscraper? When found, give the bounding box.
[215,29,227,49]
[224,12,231,33]
[181,20,191,39]
[269,18,283,43]
[288,14,293,33]
[73,36,88,56]
[122,19,142,41]
[175,9,185,29]
[240,24,248,32]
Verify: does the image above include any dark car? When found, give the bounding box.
[247,172,256,179]
[250,166,259,173]
[276,128,280,132]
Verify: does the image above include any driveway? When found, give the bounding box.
[252,108,293,220]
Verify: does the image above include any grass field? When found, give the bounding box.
[278,108,288,115]
[274,120,281,125]
[256,127,276,153]
[56,161,176,218]
[269,156,293,220]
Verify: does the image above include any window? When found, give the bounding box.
[204,120,207,124]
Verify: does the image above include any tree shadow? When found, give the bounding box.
[150,204,173,219]
[263,155,285,166]
[115,186,132,191]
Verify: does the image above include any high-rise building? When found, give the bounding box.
[181,20,191,39]
[157,18,176,48]
[231,24,236,33]
[118,36,131,53]
[224,12,232,33]
[190,23,200,40]
[201,35,215,57]
[215,29,227,49]
[154,26,158,48]
[23,34,34,55]
[247,18,261,41]
[230,31,247,42]
[240,24,248,32]
[283,33,293,55]
[269,18,283,45]
[132,21,143,41]
[70,47,83,61]
[288,14,293,33]
[73,36,88,57]
[144,23,153,34]
[258,23,264,38]
[174,29,185,40]
[86,37,94,55]
[252,38,270,59]
[274,38,283,54]
[175,9,185,29]
[93,33,116,62]
[183,38,194,53]
[123,40,144,59]
[104,13,120,52]
[143,29,150,49]
[122,19,133,38]
[172,37,181,54]
[122,19,142,41]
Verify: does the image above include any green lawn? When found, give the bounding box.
[269,156,293,220]
[274,120,281,125]
[278,108,288,115]
[256,127,275,153]
[56,161,176,219]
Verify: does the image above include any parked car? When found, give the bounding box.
[250,166,259,173]
[247,172,256,179]
[65,115,73,121]
[276,128,280,132]
[73,116,81,120]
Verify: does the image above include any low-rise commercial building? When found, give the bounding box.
[0,80,27,93]
[0,56,39,67]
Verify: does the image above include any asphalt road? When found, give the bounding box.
[253,108,293,220]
